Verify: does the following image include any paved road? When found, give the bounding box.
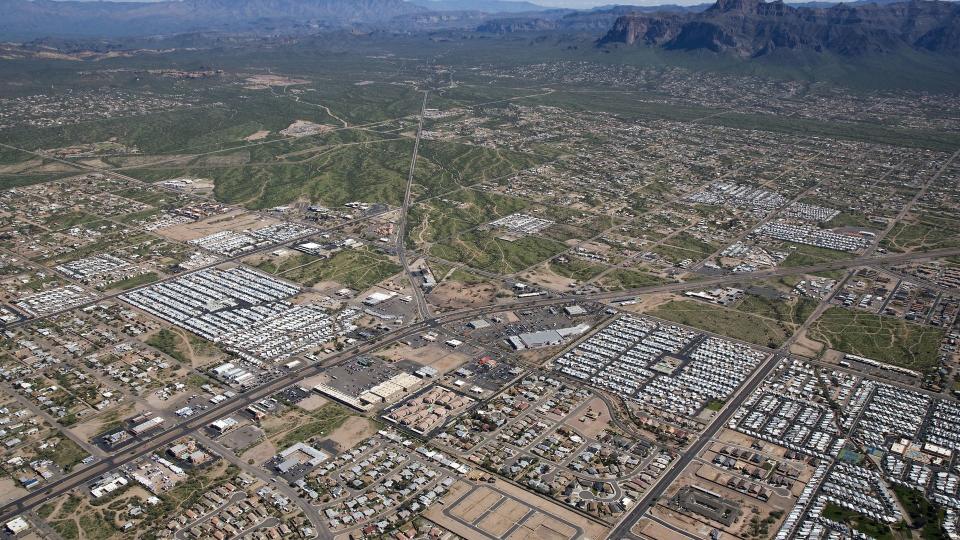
[396,90,432,322]
[605,349,786,540]
[1,247,958,524]
[2,245,957,518]
[197,433,328,540]
[606,264,855,539]
[864,149,959,257]
[0,382,106,460]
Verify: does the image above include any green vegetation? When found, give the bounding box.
[0,145,36,164]
[110,271,159,291]
[416,140,545,195]
[882,221,960,253]
[827,212,875,228]
[530,86,960,151]
[548,257,607,282]
[41,211,100,230]
[735,294,818,327]
[188,334,222,358]
[893,486,948,540]
[822,503,893,540]
[146,328,190,364]
[406,189,529,246]
[448,267,489,285]
[809,307,944,371]
[61,494,83,515]
[650,243,705,264]
[659,232,718,258]
[1,84,394,155]
[598,268,667,291]
[78,511,118,539]
[781,243,855,267]
[651,299,788,348]
[278,403,352,448]
[37,502,55,519]
[530,221,588,244]
[431,232,567,275]
[425,260,487,285]
[746,511,780,539]
[426,261,455,281]
[187,374,212,387]
[123,135,543,211]
[51,519,79,540]
[127,138,414,209]
[39,438,88,473]
[254,248,401,290]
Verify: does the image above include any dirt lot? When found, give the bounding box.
[790,329,825,358]
[478,498,530,537]
[427,281,498,311]
[114,154,195,168]
[296,394,328,412]
[612,292,675,314]
[326,416,375,452]
[522,264,578,292]
[220,423,265,452]
[156,209,277,242]
[0,477,27,505]
[244,130,271,141]
[429,480,609,540]
[508,512,579,540]
[69,403,134,442]
[240,438,277,465]
[450,486,502,523]
[632,517,694,540]
[261,407,311,445]
[375,342,468,374]
[570,397,613,439]
[654,459,791,540]
[0,158,43,174]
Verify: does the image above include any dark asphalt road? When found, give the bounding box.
[1,246,956,523]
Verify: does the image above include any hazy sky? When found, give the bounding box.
[532,0,690,5]
[73,0,703,7]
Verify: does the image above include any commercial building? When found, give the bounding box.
[5,517,29,535]
[209,417,239,434]
[275,442,329,474]
[91,473,129,498]
[131,416,165,436]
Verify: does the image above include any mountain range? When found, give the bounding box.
[0,0,428,39]
[1,0,958,58]
[476,5,707,33]
[597,0,960,56]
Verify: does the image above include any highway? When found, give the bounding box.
[5,75,956,540]
[1,242,957,523]
[396,90,432,322]
[2,244,958,522]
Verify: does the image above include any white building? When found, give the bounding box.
[5,517,29,535]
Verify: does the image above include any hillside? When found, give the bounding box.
[0,0,427,39]
[597,0,960,56]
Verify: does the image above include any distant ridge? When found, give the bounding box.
[412,0,549,12]
[0,0,427,39]
[597,0,960,56]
